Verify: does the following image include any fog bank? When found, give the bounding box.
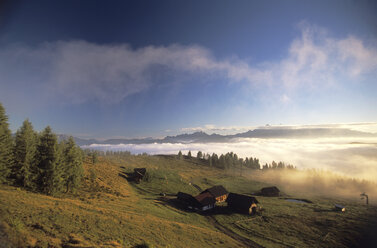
[83,137,377,182]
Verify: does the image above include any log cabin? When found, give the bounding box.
[226,193,259,215]
[201,185,228,203]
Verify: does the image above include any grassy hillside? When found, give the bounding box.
[1,154,376,247]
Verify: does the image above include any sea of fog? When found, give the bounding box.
[82,137,377,182]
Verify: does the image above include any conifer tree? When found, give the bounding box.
[196,151,203,159]
[187,150,192,158]
[36,126,63,195]
[13,119,38,188]
[177,150,183,160]
[62,137,83,193]
[0,103,13,183]
[92,151,98,164]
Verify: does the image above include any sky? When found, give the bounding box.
[0,0,377,139]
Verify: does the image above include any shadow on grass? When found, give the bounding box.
[118,171,136,182]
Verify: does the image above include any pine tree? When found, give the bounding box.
[0,103,13,183]
[13,119,38,188]
[62,137,83,193]
[187,151,192,158]
[178,150,183,160]
[92,151,98,164]
[36,126,63,195]
[196,151,203,159]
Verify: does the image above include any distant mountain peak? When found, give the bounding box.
[64,127,376,147]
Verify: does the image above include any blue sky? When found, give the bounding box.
[0,0,376,138]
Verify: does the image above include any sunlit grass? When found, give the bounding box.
[0,154,376,247]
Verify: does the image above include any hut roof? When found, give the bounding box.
[177,192,200,208]
[177,192,195,201]
[226,193,259,208]
[195,192,216,206]
[201,185,228,198]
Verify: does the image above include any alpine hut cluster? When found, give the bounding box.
[177,185,260,215]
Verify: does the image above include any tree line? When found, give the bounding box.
[178,150,295,171]
[0,103,83,195]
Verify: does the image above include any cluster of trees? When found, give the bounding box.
[0,103,83,195]
[178,150,261,170]
[262,161,295,170]
[178,150,296,171]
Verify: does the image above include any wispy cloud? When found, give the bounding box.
[0,41,268,104]
[180,124,257,134]
[1,23,376,105]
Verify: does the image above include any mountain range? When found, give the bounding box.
[58,127,377,146]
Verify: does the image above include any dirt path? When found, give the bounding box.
[206,216,264,248]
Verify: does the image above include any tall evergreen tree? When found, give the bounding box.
[36,126,63,195]
[177,150,183,160]
[92,151,99,164]
[13,119,38,188]
[196,151,203,159]
[62,137,83,193]
[0,103,13,183]
[187,151,192,158]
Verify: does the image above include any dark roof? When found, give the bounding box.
[226,193,258,208]
[177,192,194,201]
[261,186,280,193]
[177,192,201,208]
[195,192,216,206]
[201,185,228,198]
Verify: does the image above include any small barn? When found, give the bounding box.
[194,192,216,211]
[201,185,228,203]
[260,186,280,197]
[335,204,346,212]
[133,168,147,183]
[226,193,259,215]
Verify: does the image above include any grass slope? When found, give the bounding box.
[1,154,376,247]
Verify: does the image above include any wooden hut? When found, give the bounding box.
[194,192,216,211]
[201,185,228,203]
[226,193,259,215]
[260,186,280,197]
[335,204,346,212]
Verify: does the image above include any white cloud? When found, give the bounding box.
[1,23,376,104]
[180,124,257,134]
[0,41,269,104]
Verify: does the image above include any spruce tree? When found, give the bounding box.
[0,103,13,183]
[196,151,203,159]
[13,119,37,188]
[36,126,63,195]
[177,150,183,160]
[92,151,98,164]
[62,137,83,193]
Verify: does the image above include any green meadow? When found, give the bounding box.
[1,154,376,247]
